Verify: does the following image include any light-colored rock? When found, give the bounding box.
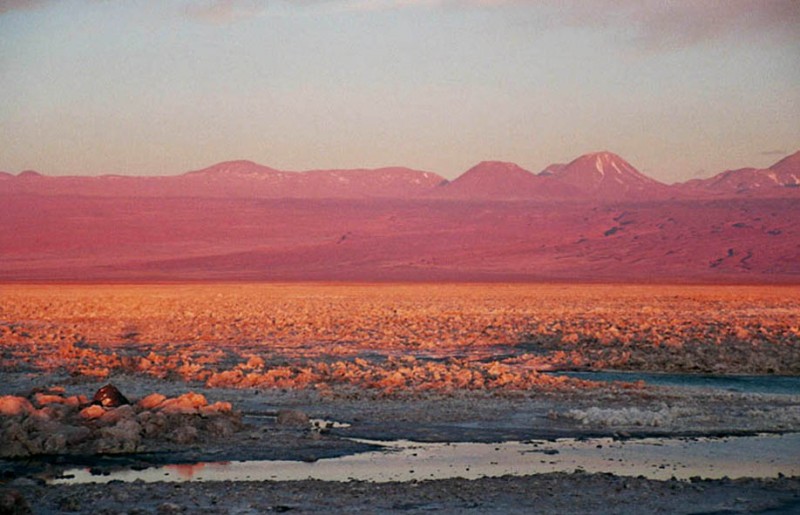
[79,404,106,420]
[138,393,167,410]
[199,401,232,417]
[159,392,208,415]
[33,393,66,407]
[0,396,34,416]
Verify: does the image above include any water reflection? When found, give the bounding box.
[168,463,211,479]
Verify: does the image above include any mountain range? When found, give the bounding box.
[1,150,798,283]
[2,150,798,202]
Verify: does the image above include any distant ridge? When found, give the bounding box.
[2,150,798,201]
[0,161,445,199]
[679,150,800,197]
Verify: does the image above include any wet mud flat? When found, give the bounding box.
[9,473,800,514]
[2,374,799,514]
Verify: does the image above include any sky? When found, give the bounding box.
[0,0,798,183]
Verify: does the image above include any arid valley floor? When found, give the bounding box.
[1,283,799,513]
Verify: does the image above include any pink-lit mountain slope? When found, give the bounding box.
[4,151,799,202]
[1,194,797,283]
[431,161,582,201]
[543,152,670,201]
[187,160,446,198]
[678,151,800,197]
[3,151,799,282]
[769,150,800,176]
[0,160,445,199]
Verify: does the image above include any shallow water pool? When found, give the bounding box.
[550,371,800,395]
[52,433,800,485]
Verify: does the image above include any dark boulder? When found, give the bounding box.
[92,384,130,408]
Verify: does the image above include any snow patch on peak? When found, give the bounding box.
[594,156,605,176]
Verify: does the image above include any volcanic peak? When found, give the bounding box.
[185,160,281,176]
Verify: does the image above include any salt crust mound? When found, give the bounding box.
[563,404,694,428]
[0,388,241,458]
[563,401,800,430]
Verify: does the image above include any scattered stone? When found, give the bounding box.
[56,495,80,512]
[138,393,166,410]
[157,502,185,514]
[33,393,67,407]
[0,396,34,417]
[79,405,106,420]
[1,388,242,458]
[169,425,199,444]
[0,489,31,514]
[276,410,310,427]
[99,405,135,425]
[97,420,142,453]
[159,393,208,415]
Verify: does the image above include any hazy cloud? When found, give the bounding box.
[0,0,267,22]
[599,0,800,51]
[184,0,265,24]
[329,0,800,50]
[0,0,49,15]
[761,149,787,156]
[4,0,798,47]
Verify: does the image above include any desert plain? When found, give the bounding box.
[1,282,799,513]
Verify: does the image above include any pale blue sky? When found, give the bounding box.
[1,0,798,182]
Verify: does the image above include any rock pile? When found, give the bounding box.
[0,385,242,458]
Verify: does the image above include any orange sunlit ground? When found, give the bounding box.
[2,283,798,394]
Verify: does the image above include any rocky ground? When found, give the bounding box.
[1,284,799,513]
